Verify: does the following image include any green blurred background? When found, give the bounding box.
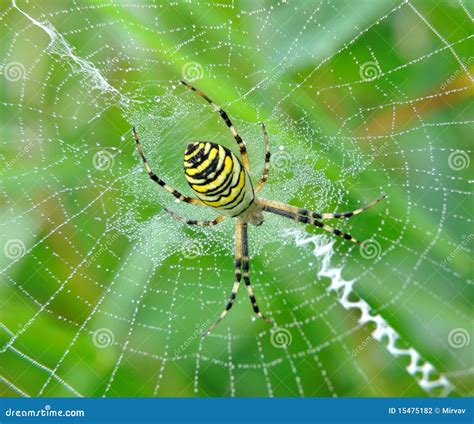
[0,0,472,397]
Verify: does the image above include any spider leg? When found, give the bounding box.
[241,221,272,323]
[260,195,385,220]
[180,80,250,171]
[254,122,271,194]
[132,127,203,205]
[317,194,386,219]
[163,207,225,226]
[204,220,243,335]
[260,199,366,247]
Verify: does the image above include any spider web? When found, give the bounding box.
[1,0,473,397]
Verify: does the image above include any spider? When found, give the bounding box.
[132,80,385,335]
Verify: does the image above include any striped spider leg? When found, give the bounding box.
[205,220,272,335]
[240,221,272,325]
[180,79,250,171]
[259,195,386,247]
[132,127,203,205]
[163,207,225,226]
[254,122,270,193]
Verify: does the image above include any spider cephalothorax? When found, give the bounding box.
[133,80,385,334]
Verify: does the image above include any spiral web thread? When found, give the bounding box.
[0,1,472,397]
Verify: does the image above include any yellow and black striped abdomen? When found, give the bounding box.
[183,142,254,217]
